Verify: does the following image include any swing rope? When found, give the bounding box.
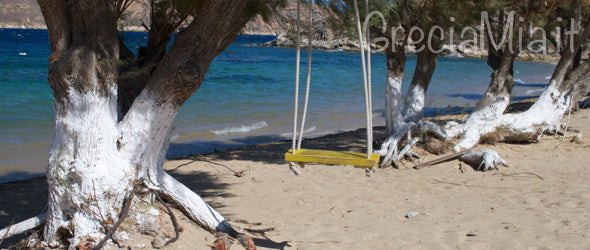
[290,0,302,153]
[290,0,375,161]
[353,0,373,158]
[297,0,314,150]
[364,0,374,158]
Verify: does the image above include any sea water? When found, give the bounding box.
[0,29,556,182]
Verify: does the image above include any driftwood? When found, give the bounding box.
[413,149,474,170]
[0,213,46,241]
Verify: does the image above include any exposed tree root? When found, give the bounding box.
[459,149,509,171]
[376,121,446,168]
[154,192,180,246]
[446,88,570,151]
[289,162,303,175]
[156,170,238,236]
[91,187,137,250]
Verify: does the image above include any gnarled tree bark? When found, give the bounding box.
[448,4,590,153]
[34,0,269,248]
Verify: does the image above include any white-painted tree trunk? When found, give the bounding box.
[445,93,511,148]
[33,0,264,248]
[44,87,135,247]
[385,70,404,135]
[43,90,235,247]
[447,79,572,151]
[378,49,441,167]
[402,83,426,123]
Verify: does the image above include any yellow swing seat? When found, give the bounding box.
[285,149,380,167]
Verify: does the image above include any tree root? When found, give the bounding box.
[459,149,509,171]
[154,192,180,246]
[155,169,258,249]
[0,213,46,241]
[289,162,303,175]
[377,121,446,168]
[91,186,137,250]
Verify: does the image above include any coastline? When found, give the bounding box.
[0,26,565,63]
[1,106,589,248]
[262,35,566,63]
[0,28,559,183]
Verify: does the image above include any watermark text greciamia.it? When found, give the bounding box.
[365,11,580,54]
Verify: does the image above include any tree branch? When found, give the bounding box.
[38,0,71,59]
[139,0,270,107]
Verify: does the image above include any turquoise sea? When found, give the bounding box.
[0,28,556,182]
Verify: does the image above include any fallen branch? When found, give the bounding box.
[244,227,275,235]
[0,213,46,240]
[204,159,247,177]
[432,178,514,189]
[227,219,262,226]
[413,148,475,170]
[495,172,544,180]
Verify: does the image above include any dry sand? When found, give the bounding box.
[1,108,590,249]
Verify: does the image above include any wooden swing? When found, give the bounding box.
[284,0,380,168]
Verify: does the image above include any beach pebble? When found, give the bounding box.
[466,230,478,237]
[405,211,420,218]
[152,237,166,249]
[571,133,583,144]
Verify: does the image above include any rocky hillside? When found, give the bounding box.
[0,1,45,29]
[0,0,309,35]
[1,1,577,62]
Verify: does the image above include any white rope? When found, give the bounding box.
[364,0,374,157]
[297,0,313,150]
[291,0,375,159]
[291,0,302,153]
[353,0,373,158]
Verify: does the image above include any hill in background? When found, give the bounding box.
[0,0,294,35]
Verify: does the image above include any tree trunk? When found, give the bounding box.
[403,49,438,123]
[39,1,129,246]
[384,42,407,135]
[474,49,517,114]
[449,21,590,150]
[38,0,264,247]
[445,13,521,142]
[378,40,445,167]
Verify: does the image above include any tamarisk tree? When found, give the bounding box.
[371,0,481,167]
[447,0,590,161]
[0,0,284,248]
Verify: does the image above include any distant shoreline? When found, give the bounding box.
[0,26,563,63]
[0,25,278,36]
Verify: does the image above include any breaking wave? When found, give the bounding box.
[281,126,317,137]
[210,121,268,135]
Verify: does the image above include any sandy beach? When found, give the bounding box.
[1,107,589,249]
